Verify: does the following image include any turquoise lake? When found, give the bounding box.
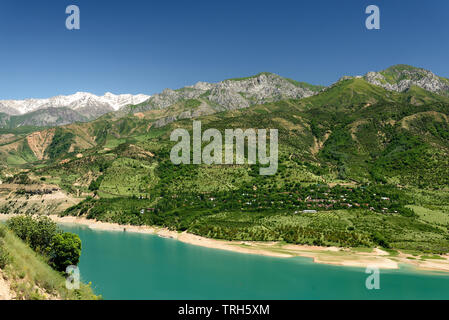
[61,224,449,300]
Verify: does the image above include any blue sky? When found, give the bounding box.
[0,0,448,99]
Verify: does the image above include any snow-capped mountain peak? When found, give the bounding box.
[0,92,151,115]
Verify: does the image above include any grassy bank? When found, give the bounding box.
[0,223,98,300]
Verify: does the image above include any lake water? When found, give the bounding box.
[61,224,449,300]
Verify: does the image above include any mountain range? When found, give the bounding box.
[0,64,448,255]
[2,64,448,130]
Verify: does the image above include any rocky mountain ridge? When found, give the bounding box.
[2,65,449,129]
[125,72,323,114]
[363,65,449,96]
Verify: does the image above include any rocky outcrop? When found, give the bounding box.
[363,65,449,96]
[207,73,317,110]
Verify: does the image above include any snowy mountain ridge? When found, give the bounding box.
[0,92,151,115]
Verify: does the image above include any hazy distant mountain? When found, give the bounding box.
[0,92,151,117]
[0,107,89,129]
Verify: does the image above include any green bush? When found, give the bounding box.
[371,232,390,248]
[88,175,104,191]
[6,216,82,272]
[6,215,58,254]
[49,233,81,272]
[45,128,75,159]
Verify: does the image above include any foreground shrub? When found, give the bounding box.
[49,232,81,272]
[6,216,57,253]
[6,215,82,272]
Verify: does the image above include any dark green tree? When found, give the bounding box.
[49,232,82,272]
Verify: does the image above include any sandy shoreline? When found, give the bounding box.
[2,214,449,273]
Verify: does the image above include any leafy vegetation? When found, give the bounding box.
[45,128,75,159]
[0,223,97,300]
[6,216,82,272]
[49,232,81,272]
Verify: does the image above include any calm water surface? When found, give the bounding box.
[61,224,449,300]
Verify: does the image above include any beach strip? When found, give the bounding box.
[2,214,449,273]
